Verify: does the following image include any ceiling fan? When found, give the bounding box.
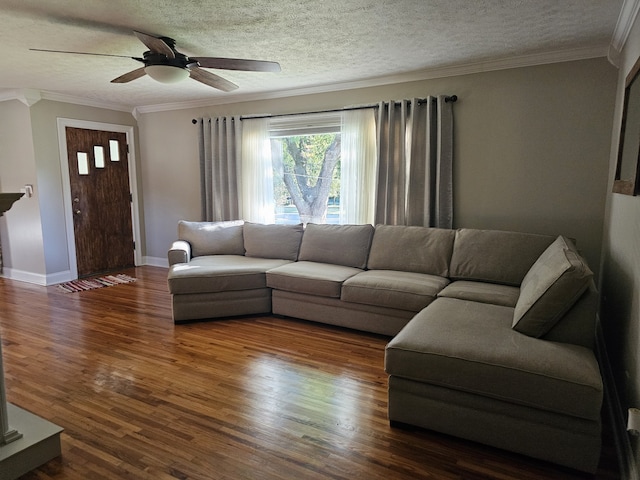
[31,30,281,92]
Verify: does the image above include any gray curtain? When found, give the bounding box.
[198,116,242,221]
[375,96,453,228]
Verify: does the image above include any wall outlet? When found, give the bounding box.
[19,184,34,198]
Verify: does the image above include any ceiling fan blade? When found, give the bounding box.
[134,30,175,58]
[192,57,281,72]
[189,67,238,92]
[30,48,135,59]
[111,67,147,83]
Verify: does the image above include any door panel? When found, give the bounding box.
[66,127,134,277]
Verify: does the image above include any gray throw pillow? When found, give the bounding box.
[178,220,245,257]
[513,235,593,337]
[243,222,303,261]
[298,223,374,269]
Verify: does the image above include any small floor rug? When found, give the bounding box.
[56,274,136,293]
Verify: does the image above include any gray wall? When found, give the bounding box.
[0,98,137,284]
[0,100,46,280]
[28,100,139,278]
[138,57,617,276]
[600,11,640,472]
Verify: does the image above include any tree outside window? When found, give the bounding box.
[271,133,341,224]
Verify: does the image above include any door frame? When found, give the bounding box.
[57,118,142,279]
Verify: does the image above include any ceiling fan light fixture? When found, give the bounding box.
[144,65,189,83]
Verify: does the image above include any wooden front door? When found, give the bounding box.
[65,127,134,277]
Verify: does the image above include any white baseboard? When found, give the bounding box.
[596,316,638,479]
[1,267,46,285]
[1,267,74,286]
[1,261,169,285]
[44,270,75,285]
[143,256,168,268]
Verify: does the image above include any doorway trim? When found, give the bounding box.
[57,118,142,279]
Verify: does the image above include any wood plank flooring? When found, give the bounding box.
[0,266,620,479]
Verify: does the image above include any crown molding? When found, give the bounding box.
[39,91,133,113]
[609,0,640,66]
[0,88,135,112]
[0,89,42,106]
[134,44,609,115]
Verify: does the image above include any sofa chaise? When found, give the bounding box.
[166,220,602,473]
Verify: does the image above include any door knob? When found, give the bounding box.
[75,210,81,215]
[73,198,80,203]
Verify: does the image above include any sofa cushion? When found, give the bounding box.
[449,229,554,286]
[367,225,455,276]
[178,220,245,257]
[385,298,603,421]
[341,270,449,312]
[168,255,291,294]
[513,236,593,337]
[298,223,374,269]
[438,280,520,307]
[243,222,303,261]
[266,261,363,298]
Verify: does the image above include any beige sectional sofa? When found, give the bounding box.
[167,220,602,473]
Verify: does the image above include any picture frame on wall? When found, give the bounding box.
[613,54,640,196]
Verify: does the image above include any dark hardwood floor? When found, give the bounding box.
[0,266,620,479]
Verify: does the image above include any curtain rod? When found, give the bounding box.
[191,95,457,124]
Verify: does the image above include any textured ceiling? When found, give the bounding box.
[0,0,624,110]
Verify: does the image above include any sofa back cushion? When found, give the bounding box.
[243,222,304,261]
[367,225,455,276]
[449,229,555,286]
[298,223,374,269]
[513,235,593,338]
[178,220,245,257]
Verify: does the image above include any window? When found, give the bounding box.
[241,109,376,225]
[77,152,89,175]
[270,115,341,224]
[94,146,105,168]
[271,133,341,224]
[109,139,120,161]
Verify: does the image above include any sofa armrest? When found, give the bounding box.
[168,240,192,265]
